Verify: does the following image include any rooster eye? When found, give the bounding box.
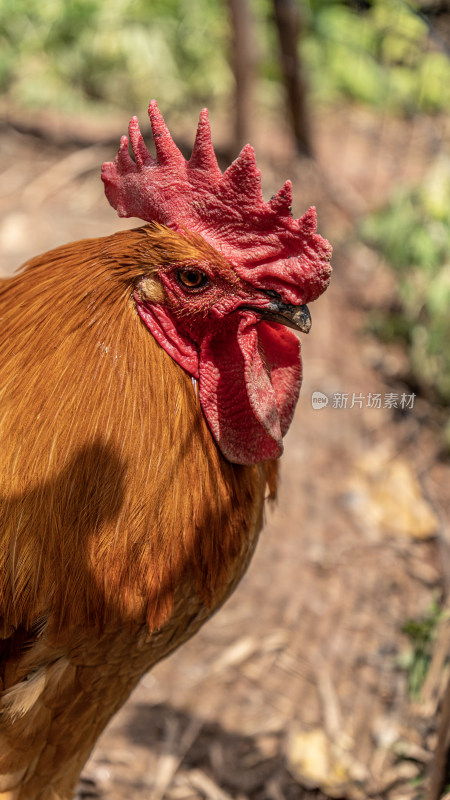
[177,269,209,290]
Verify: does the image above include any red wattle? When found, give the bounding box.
[256,321,302,436]
[198,313,301,465]
[135,299,302,466]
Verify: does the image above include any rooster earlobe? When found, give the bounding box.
[147,100,184,168]
[189,109,222,178]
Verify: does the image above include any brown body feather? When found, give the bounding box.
[0,228,277,798]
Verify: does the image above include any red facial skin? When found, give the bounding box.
[102,101,332,465]
[134,262,302,465]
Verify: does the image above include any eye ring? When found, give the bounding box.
[176,269,209,290]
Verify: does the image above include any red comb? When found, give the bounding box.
[101,101,332,304]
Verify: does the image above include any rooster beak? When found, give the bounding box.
[262,301,312,333]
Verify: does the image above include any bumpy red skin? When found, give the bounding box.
[102,101,332,465]
[134,274,301,464]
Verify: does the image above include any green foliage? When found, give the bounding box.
[302,0,450,114]
[400,601,446,700]
[0,0,448,117]
[360,158,450,405]
[0,0,233,113]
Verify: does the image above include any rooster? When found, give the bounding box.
[0,101,332,799]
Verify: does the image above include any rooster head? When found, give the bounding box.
[102,101,332,465]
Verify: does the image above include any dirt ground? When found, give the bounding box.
[0,102,449,800]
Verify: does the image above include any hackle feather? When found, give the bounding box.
[0,226,277,640]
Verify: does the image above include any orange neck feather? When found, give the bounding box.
[0,228,277,639]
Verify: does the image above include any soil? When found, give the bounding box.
[0,102,449,800]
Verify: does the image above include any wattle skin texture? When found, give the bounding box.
[135,297,301,465]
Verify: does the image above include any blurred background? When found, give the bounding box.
[0,1,449,798]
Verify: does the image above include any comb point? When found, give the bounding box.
[148,100,183,167]
[128,116,153,168]
[298,205,317,232]
[269,181,293,215]
[189,108,221,177]
[222,144,262,200]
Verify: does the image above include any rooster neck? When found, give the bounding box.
[0,231,278,640]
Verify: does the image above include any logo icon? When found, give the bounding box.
[312,391,329,410]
